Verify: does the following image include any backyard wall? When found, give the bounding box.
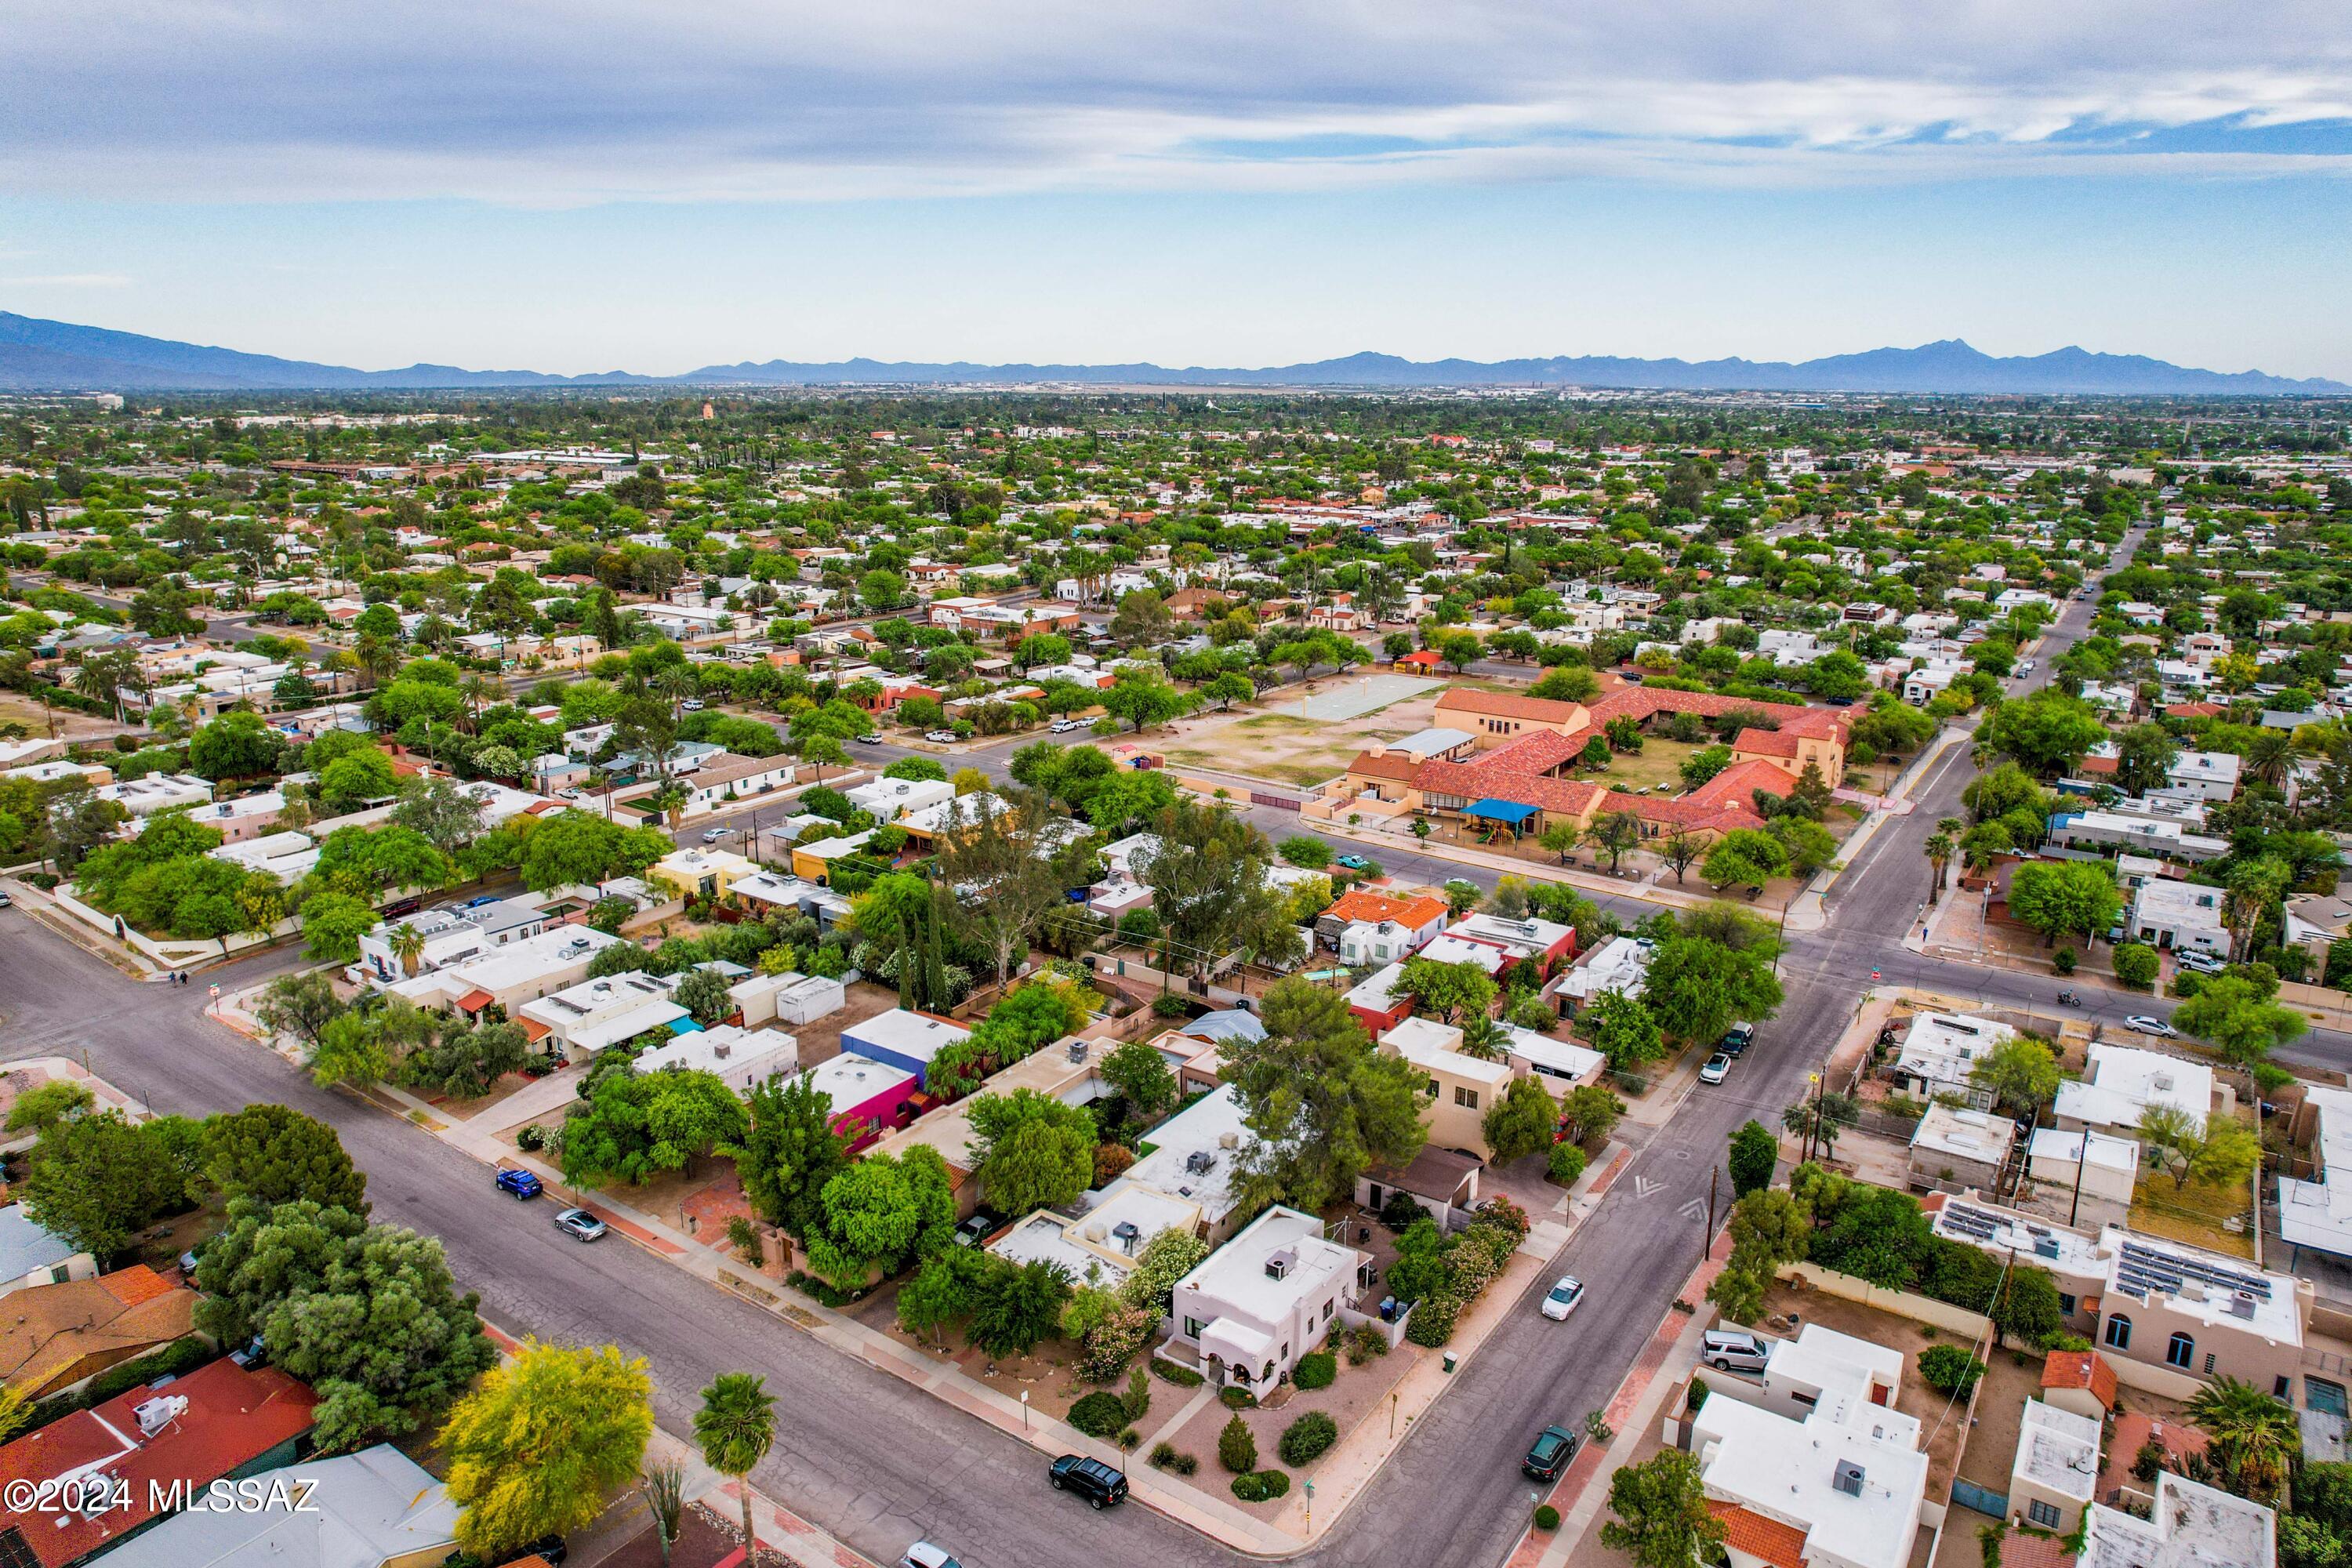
[1777,1262,1994,1339]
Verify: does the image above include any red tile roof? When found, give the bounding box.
[1433,688,1587,724]
[456,987,496,1013]
[1326,890,1448,930]
[1686,758,1801,811]
[1416,758,1609,817]
[1345,750,1423,783]
[1706,1501,1808,1568]
[1998,1530,2077,1568]
[1483,727,1592,775]
[1733,726,1802,758]
[96,1264,176,1308]
[2042,1348,2119,1410]
[0,1359,318,1568]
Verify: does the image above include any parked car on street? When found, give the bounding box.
[1522,1425,1579,1482]
[1048,1454,1128,1509]
[1720,1022,1755,1056]
[554,1207,608,1243]
[2125,1015,2180,1038]
[681,699,705,711]
[899,1546,964,1568]
[702,827,729,843]
[494,1167,543,1200]
[925,729,960,742]
[1334,853,1372,871]
[1699,1053,1732,1084]
[0,891,13,908]
[2174,949,2225,975]
[856,732,884,745]
[1540,1276,1585,1321]
[1051,718,1085,733]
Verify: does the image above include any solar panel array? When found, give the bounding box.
[2115,1240,2270,1303]
[1940,1203,2002,1242]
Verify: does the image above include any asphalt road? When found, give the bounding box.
[22,523,2349,1568]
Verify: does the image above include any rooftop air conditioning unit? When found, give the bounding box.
[1068,1040,1087,1064]
[2034,1237,2060,1260]
[133,1393,187,1436]
[1266,1249,1295,1281]
[1831,1460,1866,1497]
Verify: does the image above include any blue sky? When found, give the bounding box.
[4,1,2349,378]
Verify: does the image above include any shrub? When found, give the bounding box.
[1547,1142,1588,1185]
[1150,1440,1179,1467]
[1687,1376,1709,1412]
[1068,1391,1131,1438]
[1293,1350,1337,1391]
[1219,1385,1257,1409]
[1151,1357,1204,1387]
[1403,1292,1462,1347]
[1218,1414,1258,1473]
[516,1123,546,1151]
[1919,1344,1987,1398]
[1278,1411,1338,1465]
[1122,1366,1152,1423]
[1230,1469,1291,1502]
[1343,1325,1390,1365]
[1093,1143,1135,1185]
[2112,942,2159,991]
[1534,1504,1561,1530]
[726,1215,764,1265]
[1148,991,1189,1018]
[2053,947,2078,975]
[1378,1188,1429,1231]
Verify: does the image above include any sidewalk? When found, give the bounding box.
[475,1319,877,1568]
[1309,818,1719,913]
[4,877,169,982]
[1504,1229,1733,1568]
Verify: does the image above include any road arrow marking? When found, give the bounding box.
[1632,1175,1663,1199]
[1679,1198,1708,1221]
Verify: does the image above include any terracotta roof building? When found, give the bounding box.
[1,1267,199,1398]
[0,1358,318,1568]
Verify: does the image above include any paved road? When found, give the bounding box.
[22,522,2347,1568]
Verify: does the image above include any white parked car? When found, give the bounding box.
[856,732,884,745]
[1051,719,1085,734]
[2174,949,2226,975]
[1540,1276,1585,1321]
[1699,1053,1732,1085]
[2125,1015,2180,1038]
[681,699,705,711]
[701,828,728,844]
[900,1544,964,1568]
[925,729,960,742]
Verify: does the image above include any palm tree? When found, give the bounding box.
[2244,729,2298,789]
[459,673,500,733]
[388,922,426,977]
[71,650,138,723]
[693,1373,777,1555]
[653,667,699,717]
[2184,1376,2299,1501]
[1922,833,1954,904]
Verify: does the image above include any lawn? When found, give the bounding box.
[1576,735,1709,796]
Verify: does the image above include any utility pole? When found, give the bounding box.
[1703,1167,1719,1267]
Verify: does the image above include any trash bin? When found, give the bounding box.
[1443,1352,1457,1374]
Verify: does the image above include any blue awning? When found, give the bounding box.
[1465,798,1539,826]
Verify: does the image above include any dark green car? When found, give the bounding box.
[1523,1424,1579,1482]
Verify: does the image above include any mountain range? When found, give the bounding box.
[2,310,2343,396]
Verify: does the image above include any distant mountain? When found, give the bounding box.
[2,311,2342,396]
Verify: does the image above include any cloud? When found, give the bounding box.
[1,1,2348,204]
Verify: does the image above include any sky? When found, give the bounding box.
[4,1,2350,379]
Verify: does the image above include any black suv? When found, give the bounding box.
[1049,1454,1130,1509]
[1523,1425,1580,1483]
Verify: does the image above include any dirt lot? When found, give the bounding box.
[792,979,902,1069]
[1157,687,1465,787]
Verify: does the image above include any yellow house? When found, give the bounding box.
[1379,1016,1518,1160]
[650,845,761,902]
[789,829,876,884]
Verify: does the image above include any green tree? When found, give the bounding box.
[1972,689,2108,777]
[1481,1076,1559,1164]
[441,1340,654,1558]
[1226,976,1428,1210]
[1585,810,1644,873]
[1643,927,1783,1045]
[1101,1037,1178,1118]
[202,1104,368,1212]
[1098,666,1196,731]
[1588,989,1667,1070]
[2114,722,2182,797]
[2174,975,2308,1075]
[2005,860,2122,949]
[672,967,736,1026]
[2134,1105,2263,1192]
[299,891,379,963]
[2185,1376,2300,1501]
[1969,1036,2061,1120]
[804,1145,956,1287]
[1599,1451,1725,1568]
[738,1072,849,1236]
[3,1079,93,1134]
[1134,798,1301,975]
[188,711,285,782]
[1702,827,1788,891]
[965,1087,1097,1216]
[20,1109,205,1258]
[968,1255,1074,1356]
[561,1068,750,1187]
[1991,1265,2067,1350]
[1558,1083,1625,1145]
[693,1373,777,1555]
[1398,956,1498,1025]
[1728,1120,1778,1197]
[197,1197,497,1450]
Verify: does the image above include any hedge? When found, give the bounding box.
[1292,1350,1337,1390]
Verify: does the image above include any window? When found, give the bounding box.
[2103,1314,2132,1352]
[2057,1293,2077,1316]
[2278,1376,2297,1402]
[1183,1317,1204,1339]
[2166,1333,2194,1369]
[1454,1085,1479,1109]
[2027,1500,2062,1530]
[1323,1300,1334,1323]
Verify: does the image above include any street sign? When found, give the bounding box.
[206,984,220,1000]
[1871,969,1882,982]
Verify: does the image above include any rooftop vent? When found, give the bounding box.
[1831,1460,1866,1497]
[1068,1039,1087,1065]
[1112,1221,1143,1254]
[2034,1237,2061,1260]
